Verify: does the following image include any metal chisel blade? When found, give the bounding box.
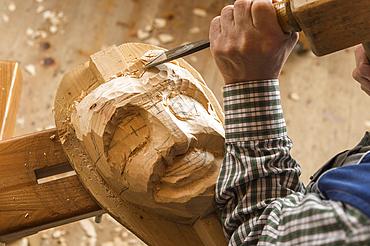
[145,40,210,69]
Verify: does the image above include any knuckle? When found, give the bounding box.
[359,64,370,79]
[224,43,239,54]
[252,0,271,13]
[221,5,234,15]
[234,0,248,9]
[211,16,220,23]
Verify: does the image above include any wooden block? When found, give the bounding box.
[0,61,22,140]
[290,0,370,56]
[0,129,102,242]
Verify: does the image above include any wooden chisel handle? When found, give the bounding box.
[363,42,370,61]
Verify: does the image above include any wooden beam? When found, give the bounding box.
[0,129,102,242]
[0,61,22,140]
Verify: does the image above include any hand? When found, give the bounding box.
[352,45,370,96]
[209,0,298,84]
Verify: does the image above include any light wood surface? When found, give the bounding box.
[54,43,226,246]
[0,61,22,140]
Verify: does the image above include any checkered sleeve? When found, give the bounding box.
[216,80,370,245]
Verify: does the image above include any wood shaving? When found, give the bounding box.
[365,120,370,128]
[36,5,45,13]
[49,25,58,34]
[154,18,167,28]
[8,3,16,12]
[144,24,153,32]
[16,117,25,126]
[2,14,9,23]
[52,230,65,239]
[158,33,174,44]
[289,92,300,101]
[146,37,160,46]
[24,64,36,76]
[79,220,97,238]
[26,27,48,39]
[193,8,207,17]
[137,29,150,40]
[189,26,200,34]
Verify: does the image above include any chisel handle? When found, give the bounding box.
[363,42,370,61]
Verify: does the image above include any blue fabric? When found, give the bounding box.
[318,153,370,218]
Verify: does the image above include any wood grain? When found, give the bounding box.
[290,0,370,56]
[0,61,22,140]
[0,129,102,242]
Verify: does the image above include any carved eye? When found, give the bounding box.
[167,94,202,121]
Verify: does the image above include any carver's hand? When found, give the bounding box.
[353,45,370,96]
[209,0,298,84]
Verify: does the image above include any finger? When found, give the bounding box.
[355,45,370,67]
[251,0,280,31]
[361,84,370,96]
[220,5,235,34]
[209,16,221,41]
[233,0,253,28]
[353,68,370,86]
[359,63,370,80]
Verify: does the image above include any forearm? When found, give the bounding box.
[216,80,370,246]
[216,79,304,242]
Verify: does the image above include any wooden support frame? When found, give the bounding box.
[0,129,103,242]
[0,61,22,140]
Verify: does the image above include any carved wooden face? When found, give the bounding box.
[71,51,224,220]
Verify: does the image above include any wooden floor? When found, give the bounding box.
[1,0,370,245]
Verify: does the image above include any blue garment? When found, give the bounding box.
[318,152,370,218]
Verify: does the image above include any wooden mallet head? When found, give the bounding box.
[275,0,370,58]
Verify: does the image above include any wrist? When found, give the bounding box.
[223,72,280,85]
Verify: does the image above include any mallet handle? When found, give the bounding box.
[363,42,370,61]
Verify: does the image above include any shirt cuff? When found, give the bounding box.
[224,79,287,142]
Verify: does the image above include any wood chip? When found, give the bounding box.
[144,24,153,32]
[289,92,300,101]
[49,25,58,34]
[158,33,174,44]
[189,26,200,34]
[365,120,370,128]
[137,29,150,40]
[24,64,36,76]
[2,14,9,23]
[52,230,65,239]
[8,3,16,12]
[146,37,160,46]
[193,8,207,17]
[79,219,97,238]
[36,5,45,13]
[154,18,167,28]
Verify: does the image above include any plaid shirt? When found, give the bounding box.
[216,80,370,245]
